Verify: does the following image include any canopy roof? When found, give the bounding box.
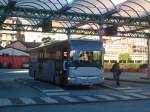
[0,0,149,38]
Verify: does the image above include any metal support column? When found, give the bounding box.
[99,16,104,41]
[67,29,71,40]
[99,16,104,66]
[147,38,150,78]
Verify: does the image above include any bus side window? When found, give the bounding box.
[63,51,68,59]
[62,47,68,59]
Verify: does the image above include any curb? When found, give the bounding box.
[104,78,150,84]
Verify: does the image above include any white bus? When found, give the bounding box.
[29,39,105,85]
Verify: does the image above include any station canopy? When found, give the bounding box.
[0,0,149,38]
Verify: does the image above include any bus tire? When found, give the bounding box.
[33,71,36,80]
[33,71,38,80]
[54,75,60,85]
[61,74,67,86]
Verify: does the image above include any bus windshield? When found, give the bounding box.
[69,50,103,68]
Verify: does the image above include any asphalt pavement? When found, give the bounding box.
[1,69,150,112]
[104,72,150,84]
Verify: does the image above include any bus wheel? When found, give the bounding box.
[54,76,60,85]
[33,71,36,80]
[33,71,39,80]
[61,75,67,86]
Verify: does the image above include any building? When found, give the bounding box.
[104,37,148,63]
[0,48,30,69]
[6,41,41,52]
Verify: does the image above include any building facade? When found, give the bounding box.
[104,37,148,63]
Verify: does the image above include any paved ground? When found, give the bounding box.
[104,72,150,84]
[3,78,148,107]
[1,69,150,112]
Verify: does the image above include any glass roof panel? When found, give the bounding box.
[70,5,98,14]
[0,0,149,34]
[124,1,148,13]
[119,6,141,17]
[0,0,149,18]
[118,10,131,17]
[15,0,68,11]
[67,0,115,15]
[114,0,150,18]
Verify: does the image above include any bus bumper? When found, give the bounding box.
[67,77,104,85]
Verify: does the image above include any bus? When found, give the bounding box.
[29,39,105,85]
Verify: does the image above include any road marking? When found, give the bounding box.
[96,95,117,100]
[39,88,70,96]
[123,89,144,93]
[0,98,12,106]
[114,86,144,93]
[1,92,150,107]
[60,96,78,102]
[115,87,133,90]
[127,93,150,99]
[109,93,133,100]
[79,96,99,102]
[41,89,65,92]
[40,97,58,103]
[46,92,70,96]
[19,97,36,104]
[142,92,150,96]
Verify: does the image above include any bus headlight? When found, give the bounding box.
[68,76,75,80]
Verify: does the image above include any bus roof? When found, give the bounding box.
[70,39,104,51]
[31,39,104,51]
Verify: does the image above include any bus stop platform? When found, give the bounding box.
[104,72,150,84]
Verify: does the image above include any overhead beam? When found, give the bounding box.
[125,27,150,33]
[0,23,149,38]
[70,9,118,29]
[0,5,149,27]
[105,16,149,27]
[0,5,100,22]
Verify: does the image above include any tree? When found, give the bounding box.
[119,53,131,63]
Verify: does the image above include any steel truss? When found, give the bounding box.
[0,23,149,38]
[0,6,149,24]
[0,5,149,37]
